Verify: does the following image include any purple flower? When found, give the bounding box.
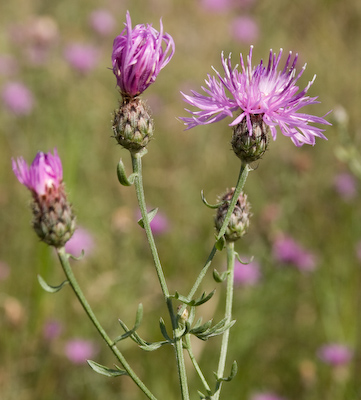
[333,172,357,201]
[65,339,97,364]
[64,43,99,73]
[65,226,95,257]
[136,209,169,235]
[181,46,330,146]
[200,0,234,13]
[2,82,34,115]
[12,149,63,196]
[89,9,116,36]
[43,319,63,341]
[273,235,316,271]
[317,343,353,366]
[230,16,259,44]
[234,258,261,286]
[250,393,286,400]
[112,11,175,98]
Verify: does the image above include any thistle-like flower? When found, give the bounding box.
[12,149,75,247]
[181,46,330,147]
[112,11,175,99]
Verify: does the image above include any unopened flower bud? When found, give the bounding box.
[231,114,269,163]
[215,189,251,242]
[12,149,76,247]
[112,98,154,153]
[177,305,189,324]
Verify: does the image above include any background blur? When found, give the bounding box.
[1,0,361,399]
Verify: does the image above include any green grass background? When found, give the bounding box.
[1,0,361,399]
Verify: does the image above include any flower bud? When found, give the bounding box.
[12,149,76,247]
[112,98,154,153]
[215,189,251,242]
[231,114,269,163]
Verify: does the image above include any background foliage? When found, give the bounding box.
[1,0,361,399]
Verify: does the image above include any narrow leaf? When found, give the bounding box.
[216,360,238,382]
[201,190,224,209]
[87,360,128,377]
[213,269,228,283]
[37,275,68,293]
[138,208,158,228]
[114,304,143,343]
[159,318,172,342]
[117,159,137,186]
[139,341,169,351]
[215,236,225,251]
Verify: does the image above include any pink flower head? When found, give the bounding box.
[234,258,261,286]
[317,343,353,366]
[112,11,175,98]
[273,235,316,271]
[181,46,330,146]
[12,149,63,196]
[65,226,95,257]
[333,172,357,201]
[2,82,34,115]
[89,9,116,36]
[65,339,97,364]
[64,43,99,73]
[230,16,259,44]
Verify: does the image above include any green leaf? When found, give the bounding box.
[174,290,215,307]
[117,159,138,186]
[215,360,238,382]
[68,249,85,261]
[213,268,228,283]
[137,208,158,228]
[87,360,128,377]
[37,274,68,293]
[159,318,172,342]
[200,190,224,209]
[235,252,254,265]
[215,236,225,251]
[139,341,169,351]
[114,304,143,342]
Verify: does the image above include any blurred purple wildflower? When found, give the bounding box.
[181,46,330,146]
[250,393,286,400]
[12,149,63,196]
[230,16,259,44]
[136,210,169,235]
[234,258,261,286]
[89,9,116,36]
[273,235,316,271]
[64,43,99,73]
[65,339,97,364]
[317,343,353,366]
[43,319,63,341]
[2,82,34,115]
[200,0,234,13]
[65,226,95,257]
[112,11,175,98]
[333,172,357,201]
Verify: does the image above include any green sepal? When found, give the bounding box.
[201,190,225,209]
[114,304,143,342]
[159,318,172,342]
[139,340,170,351]
[215,236,225,251]
[213,268,228,283]
[214,360,238,382]
[37,274,69,293]
[137,208,158,228]
[117,158,138,186]
[87,360,128,377]
[174,289,215,307]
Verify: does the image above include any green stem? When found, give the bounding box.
[213,241,235,400]
[185,163,250,303]
[56,247,157,400]
[131,152,169,298]
[184,334,212,395]
[131,153,190,400]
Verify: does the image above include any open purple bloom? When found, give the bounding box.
[112,11,175,98]
[12,149,63,196]
[181,46,330,146]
